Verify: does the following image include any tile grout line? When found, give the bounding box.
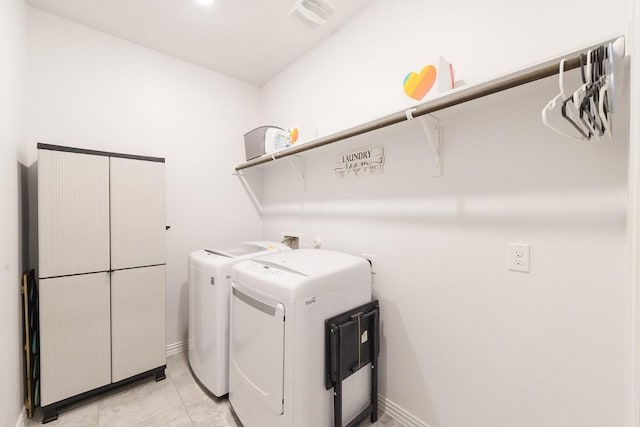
[169,353,238,426]
[167,353,196,426]
[171,372,196,426]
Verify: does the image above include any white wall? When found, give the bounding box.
[0,0,28,426]
[262,0,631,137]
[27,8,263,347]
[258,0,633,426]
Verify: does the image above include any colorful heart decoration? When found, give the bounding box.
[403,65,437,100]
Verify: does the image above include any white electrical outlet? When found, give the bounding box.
[361,253,376,274]
[507,243,530,273]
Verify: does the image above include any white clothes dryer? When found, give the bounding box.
[187,241,290,397]
[229,249,372,427]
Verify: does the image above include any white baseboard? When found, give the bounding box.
[378,394,430,427]
[14,410,26,427]
[166,340,187,357]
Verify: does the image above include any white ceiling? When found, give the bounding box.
[27,0,373,86]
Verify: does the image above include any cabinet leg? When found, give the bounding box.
[155,367,166,382]
[42,406,58,424]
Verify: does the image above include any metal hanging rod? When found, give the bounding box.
[235,35,624,171]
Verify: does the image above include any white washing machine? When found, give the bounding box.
[187,241,290,397]
[229,249,372,427]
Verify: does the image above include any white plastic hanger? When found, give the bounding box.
[542,59,586,140]
[543,37,624,142]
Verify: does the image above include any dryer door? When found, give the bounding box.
[231,285,285,415]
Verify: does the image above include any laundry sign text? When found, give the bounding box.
[335,146,384,178]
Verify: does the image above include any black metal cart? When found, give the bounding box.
[325,300,380,427]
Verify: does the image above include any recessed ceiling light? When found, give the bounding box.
[194,0,215,5]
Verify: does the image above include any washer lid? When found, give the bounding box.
[205,241,286,258]
[253,249,366,277]
[233,249,371,300]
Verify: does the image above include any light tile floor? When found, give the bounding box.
[27,352,402,427]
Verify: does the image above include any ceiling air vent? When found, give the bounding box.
[289,0,335,27]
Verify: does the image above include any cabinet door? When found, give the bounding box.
[111,265,166,382]
[110,157,166,270]
[38,149,110,278]
[39,273,111,406]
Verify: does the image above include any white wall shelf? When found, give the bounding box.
[235,34,624,173]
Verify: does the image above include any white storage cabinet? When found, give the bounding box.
[37,144,167,423]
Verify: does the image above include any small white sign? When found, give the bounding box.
[335,146,384,179]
